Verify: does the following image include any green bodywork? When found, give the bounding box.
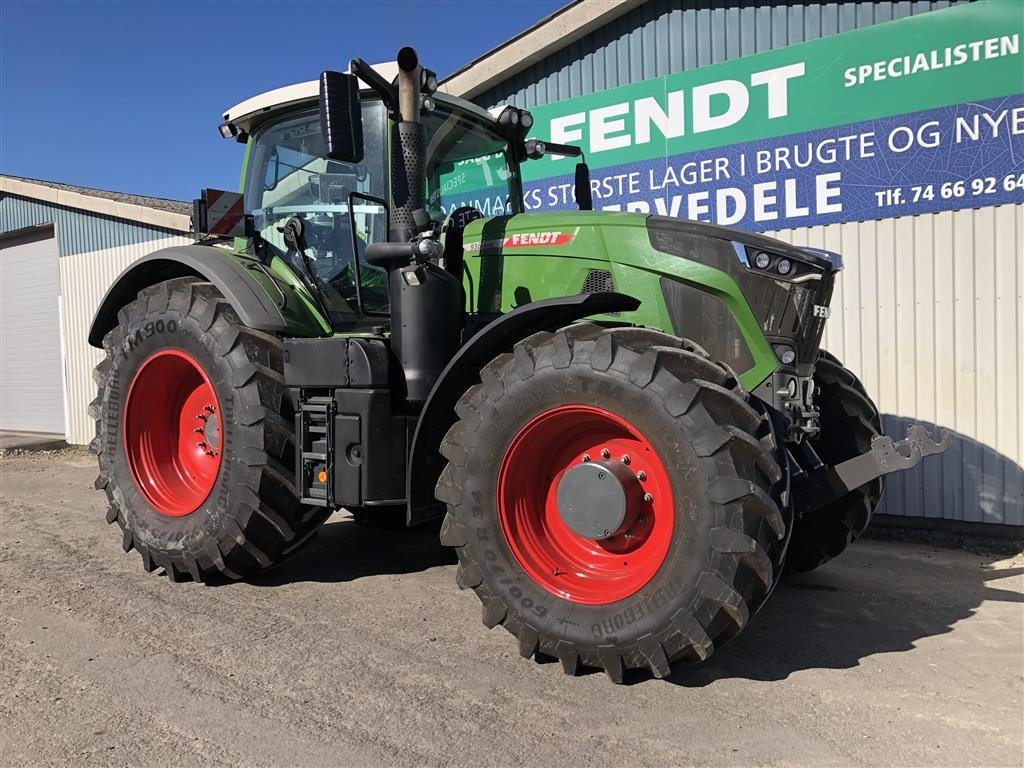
[458,211,776,391]
[228,204,777,392]
[227,108,779,392]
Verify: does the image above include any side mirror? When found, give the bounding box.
[319,71,364,163]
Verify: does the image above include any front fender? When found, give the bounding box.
[89,245,295,348]
[406,291,640,524]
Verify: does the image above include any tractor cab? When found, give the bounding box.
[219,61,531,331]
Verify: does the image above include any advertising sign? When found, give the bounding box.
[441,1,1024,231]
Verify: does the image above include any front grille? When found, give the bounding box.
[661,277,755,372]
[647,217,835,373]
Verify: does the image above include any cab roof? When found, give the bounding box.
[222,61,505,137]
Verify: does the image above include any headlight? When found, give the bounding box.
[755,252,771,269]
[496,106,530,138]
[777,258,793,275]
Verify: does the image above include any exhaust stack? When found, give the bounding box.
[390,47,426,244]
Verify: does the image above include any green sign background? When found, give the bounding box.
[522,0,1024,180]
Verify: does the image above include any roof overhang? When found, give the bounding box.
[439,0,646,100]
[0,176,191,233]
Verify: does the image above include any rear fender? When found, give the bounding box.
[406,291,640,524]
[88,245,323,348]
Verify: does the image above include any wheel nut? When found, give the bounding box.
[643,493,653,503]
[621,454,630,464]
[636,470,647,481]
[601,448,611,459]
[204,405,216,412]
[624,530,634,539]
[581,454,591,463]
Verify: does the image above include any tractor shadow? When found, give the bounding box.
[251,510,1022,687]
[243,410,1024,686]
[248,513,456,587]
[657,534,1023,688]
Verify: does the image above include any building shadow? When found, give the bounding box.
[877,415,1024,530]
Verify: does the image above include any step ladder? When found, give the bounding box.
[296,395,334,507]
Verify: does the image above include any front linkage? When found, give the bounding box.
[796,425,950,515]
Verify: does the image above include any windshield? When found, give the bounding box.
[246,102,389,324]
[423,106,517,219]
[244,98,517,327]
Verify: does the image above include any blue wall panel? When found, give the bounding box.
[476,1,964,109]
[0,194,183,258]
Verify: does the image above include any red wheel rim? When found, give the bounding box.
[123,349,223,517]
[497,405,674,605]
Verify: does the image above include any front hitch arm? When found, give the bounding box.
[794,425,951,515]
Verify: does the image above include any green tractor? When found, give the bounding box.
[89,49,947,682]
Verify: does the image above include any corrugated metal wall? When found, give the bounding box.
[59,236,193,445]
[478,0,967,110]
[1,193,192,445]
[767,205,1024,526]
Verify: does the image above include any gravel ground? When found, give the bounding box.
[2,448,1022,768]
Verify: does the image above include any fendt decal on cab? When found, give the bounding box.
[466,231,576,252]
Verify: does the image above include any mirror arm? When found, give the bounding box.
[349,58,400,116]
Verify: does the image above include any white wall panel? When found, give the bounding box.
[0,230,66,434]
[767,204,1024,525]
[59,234,192,445]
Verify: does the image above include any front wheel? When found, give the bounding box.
[91,277,329,581]
[786,349,885,572]
[437,324,786,682]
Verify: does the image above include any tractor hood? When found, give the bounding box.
[458,211,837,384]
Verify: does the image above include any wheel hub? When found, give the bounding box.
[123,349,223,517]
[497,404,674,605]
[556,459,639,540]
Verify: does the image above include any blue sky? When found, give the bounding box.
[0,0,564,202]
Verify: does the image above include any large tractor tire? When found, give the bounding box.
[786,349,885,573]
[436,323,786,682]
[90,277,328,582]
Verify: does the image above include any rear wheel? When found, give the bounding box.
[786,349,884,572]
[437,323,786,681]
[91,276,329,581]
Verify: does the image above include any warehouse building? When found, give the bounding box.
[0,176,192,445]
[1,0,1021,532]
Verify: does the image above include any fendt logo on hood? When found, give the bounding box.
[466,231,576,252]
